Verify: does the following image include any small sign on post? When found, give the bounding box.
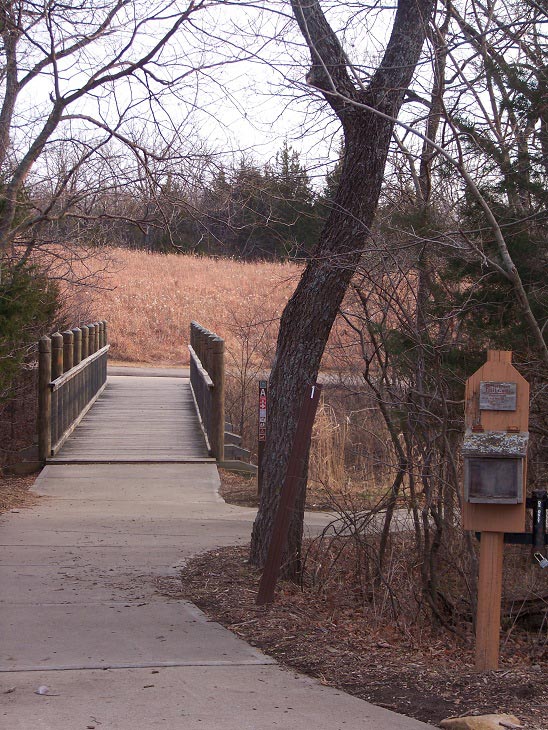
[258,379,268,496]
[462,350,529,671]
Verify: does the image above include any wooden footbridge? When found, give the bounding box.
[37,321,253,468]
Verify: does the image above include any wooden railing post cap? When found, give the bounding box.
[63,329,74,338]
[51,331,63,343]
[39,334,51,351]
[486,350,512,363]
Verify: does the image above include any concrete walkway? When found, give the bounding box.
[1,379,433,729]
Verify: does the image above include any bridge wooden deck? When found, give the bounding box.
[49,374,213,464]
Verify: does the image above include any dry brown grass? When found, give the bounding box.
[80,248,301,364]
[0,474,39,513]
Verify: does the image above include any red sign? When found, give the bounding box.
[258,380,268,442]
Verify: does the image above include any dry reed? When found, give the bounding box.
[77,248,301,364]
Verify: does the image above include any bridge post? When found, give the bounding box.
[81,326,90,408]
[38,336,52,462]
[72,328,82,366]
[87,324,96,355]
[210,335,225,461]
[81,325,89,360]
[63,330,75,427]
[51,332,64,379]
[101,321,108,385]
[63,331,74,372]
[72,328,82,415]
[51,332,64,447]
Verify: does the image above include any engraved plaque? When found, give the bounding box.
[479,381,517,411]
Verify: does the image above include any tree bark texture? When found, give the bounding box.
[250,0,434,570]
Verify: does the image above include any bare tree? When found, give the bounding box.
[250,0,435,572]
[0,0,259,279]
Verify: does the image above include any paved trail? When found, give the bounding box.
[0,374,433,729]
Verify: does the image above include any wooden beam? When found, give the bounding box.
[475,531,504,671]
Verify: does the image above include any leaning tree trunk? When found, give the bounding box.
[250,0,435,573]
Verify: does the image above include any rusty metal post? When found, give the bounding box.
[256,384,322,605]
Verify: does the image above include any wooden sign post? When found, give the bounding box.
[463,350,529,671]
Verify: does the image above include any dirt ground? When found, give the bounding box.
[160,546,548,730]
[0,474,38,514]
[218,468,370,511]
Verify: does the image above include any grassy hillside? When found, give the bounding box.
[83,248,301,364]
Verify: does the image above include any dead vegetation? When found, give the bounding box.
[219,467,382,512]
[82,249,301,364]
[0,474,38,514]
[162,545,548,729]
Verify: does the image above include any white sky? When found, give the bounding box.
[9,0,401,188]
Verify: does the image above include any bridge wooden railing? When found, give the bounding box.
[38,321,109,460]
[189,321,225,461]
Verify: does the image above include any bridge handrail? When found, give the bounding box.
[50,345,109,391]
[38,321,109,460]
[188,345,214,390]
[189,321,225,461]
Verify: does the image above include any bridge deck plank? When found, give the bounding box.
[48,375,211,463]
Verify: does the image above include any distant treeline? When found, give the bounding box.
[49,142,342,261]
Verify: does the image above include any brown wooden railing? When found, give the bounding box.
[38,321,109,460]
[189,321,225,460]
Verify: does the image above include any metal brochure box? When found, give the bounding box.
[462,351,529,533]
[463,431,528,504]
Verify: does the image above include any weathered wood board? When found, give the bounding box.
[49,376,212,463]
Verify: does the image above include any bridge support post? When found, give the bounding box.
[72,328,82,416]
[38,336,52,462]
[63,331,74,429]
[51,332,63,448]
[51,332,64,379]
[72,328,82,366]
[210,336,225,461]
[81,325,89,360]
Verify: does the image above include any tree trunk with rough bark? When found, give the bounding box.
[249,0,435,573]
